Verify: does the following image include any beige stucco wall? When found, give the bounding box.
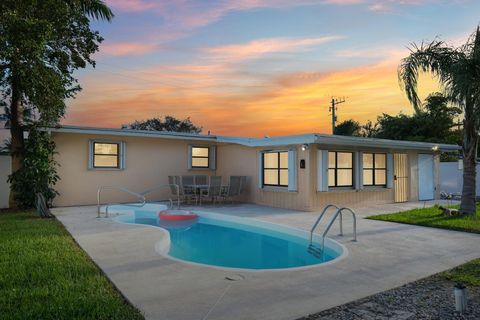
[216,143,257,202]
[0,155,10,208]
[51,132,440,210]
[52,132,218,207]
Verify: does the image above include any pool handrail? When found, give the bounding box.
[97,186,146,218]
[309,204,340,244]
[140,184,180,209]
[320,207,357,251]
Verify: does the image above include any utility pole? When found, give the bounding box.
[329,96,346,134]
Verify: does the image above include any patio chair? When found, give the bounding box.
[199,176,222,205]
[239,176,247,194]
[194,175,208,187]
[181,175,198,205]
[220,176,243,203]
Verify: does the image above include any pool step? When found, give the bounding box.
[307,244,323,258]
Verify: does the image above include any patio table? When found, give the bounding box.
[183,184,208,194]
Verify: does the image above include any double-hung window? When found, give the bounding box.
[93,142,120,168]
[363,153,386,186]
[263,151,288,187]
[328,151,353,187]
[191,146,210,168]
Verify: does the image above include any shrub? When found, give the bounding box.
[8,128,59,208]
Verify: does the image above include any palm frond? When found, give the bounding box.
[398,40,460,113]
[66,0,114,21]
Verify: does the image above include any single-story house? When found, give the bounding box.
[43,125,460,211]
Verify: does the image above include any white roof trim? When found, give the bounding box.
[45,125,461,152]
[217,134,318,147]
[46,125,216,142]
[313,134,461,152]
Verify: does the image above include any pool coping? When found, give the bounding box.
[109,205,349,273]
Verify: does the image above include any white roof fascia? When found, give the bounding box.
[44,125,461,152]
[45,125,217,142]
[217,134,318,147]
[314,134,461,152]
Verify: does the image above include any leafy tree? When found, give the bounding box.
[398,27,480,215]
[360,120,379,138]
[1,0,113,208]
[333,119,361,136]
[129,116,202,134]
[375,93,461,144]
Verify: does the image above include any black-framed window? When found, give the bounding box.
[328,151,353,187]
[263,151,288,187]
[191,146,210,168]
[93,142,120,168]
[363,153,386,186]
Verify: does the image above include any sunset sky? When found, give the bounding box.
[64,0,480,137]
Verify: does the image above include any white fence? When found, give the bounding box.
[0,155,10,208]
[439,162,480,196]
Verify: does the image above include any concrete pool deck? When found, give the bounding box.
[53,201,480,320]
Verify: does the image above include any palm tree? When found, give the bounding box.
[68,0,114,21]
[398,27,480,215]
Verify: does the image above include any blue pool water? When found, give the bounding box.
[113,205,343,270]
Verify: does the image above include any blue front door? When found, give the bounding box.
[418,154,435,200]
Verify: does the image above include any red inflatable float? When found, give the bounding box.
[158,209,198,221]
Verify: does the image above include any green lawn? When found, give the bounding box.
[0,211,144,320]
[442,258,480,287]
[368,204,480,234]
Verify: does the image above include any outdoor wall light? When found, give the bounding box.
[301,144,309,151]
[431,145,439,152]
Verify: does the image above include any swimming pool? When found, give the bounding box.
[110,204,345,270]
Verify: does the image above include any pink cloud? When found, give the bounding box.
[105,0,157,12]
[105,1,360,33]
[368,0,450,13]
[100,42,158,56]
[204,36,343,63]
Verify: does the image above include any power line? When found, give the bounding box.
[329,96,346,134]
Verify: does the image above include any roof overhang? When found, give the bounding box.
[314,134,461,152]
[44,125,461,152]
[217,134,318,147]
[45,125,217,142]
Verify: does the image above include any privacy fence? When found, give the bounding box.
[439,162,480,197]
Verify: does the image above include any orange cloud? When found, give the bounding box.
[64,57,441,137]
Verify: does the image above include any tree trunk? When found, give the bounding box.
[459,115,478,216]
[8,74,24,209]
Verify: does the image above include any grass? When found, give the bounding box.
[367,204,480,234]
[442,258,480,287]
[0,210,144,320]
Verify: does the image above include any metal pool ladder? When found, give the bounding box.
[97,184,180,218]
[97,186,146,218]
[309,205,357,253]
